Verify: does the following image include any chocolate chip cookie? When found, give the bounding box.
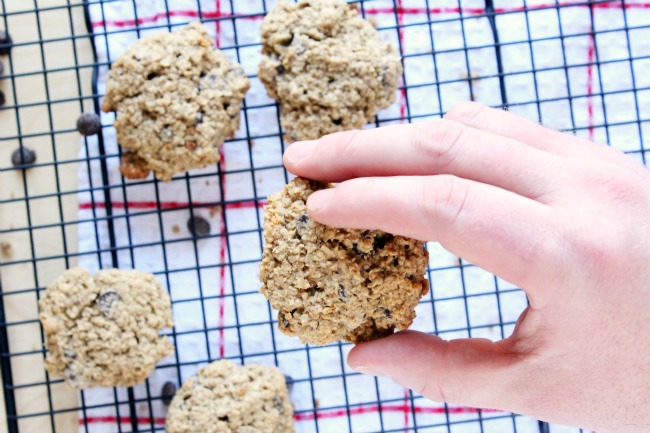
[166,360,294,433]
[259,178,429,345]
[39,268,174,388]
[102,22,250,181]
[258,0,403,142]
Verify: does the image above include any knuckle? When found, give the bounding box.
[414,119,467,169]
[577,163,645,206]
[564,222,629,280]
[419,175,472,229]
[444,100,483,122]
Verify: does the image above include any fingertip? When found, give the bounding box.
[306,188,335,213]
[347,340,387,376]
[283,140,317,169]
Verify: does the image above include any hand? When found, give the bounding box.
[282,101,650,433]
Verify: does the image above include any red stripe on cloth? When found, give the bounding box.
[587,18,596,141]
[81,405,502,425]
[396,0,408,123]
[78,200,266,211]
[293,404,502,421]
[90,2,650,29]
[402,390,410,432]
[217,148,228,359]
[215,0,222,48]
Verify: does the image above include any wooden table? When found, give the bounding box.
[0,0,94,431]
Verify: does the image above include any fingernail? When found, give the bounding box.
[350,365,387,377]
[284,140,317,164]
[307,189,334,212]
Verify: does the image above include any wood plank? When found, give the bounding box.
[0,0,94,431]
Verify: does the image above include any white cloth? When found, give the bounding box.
[76,0,650,431]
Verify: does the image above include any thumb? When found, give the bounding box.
[347,330,525,412]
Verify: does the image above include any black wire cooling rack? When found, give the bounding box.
[0,0,648,432]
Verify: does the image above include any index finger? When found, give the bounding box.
[284,119,564,201]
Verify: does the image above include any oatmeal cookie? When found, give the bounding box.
[166,360,294,433]
[259,178,429,345]
[102,22,250,181]
[258,0,403,141]
[39,268,174,388]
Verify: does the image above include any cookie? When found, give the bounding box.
[102,22,250,181]
[259,178,429,345]
[166,360,294,433]
[39,268,174,388]
[258,0,403,142]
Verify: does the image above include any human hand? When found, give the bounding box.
[282,101,650,433]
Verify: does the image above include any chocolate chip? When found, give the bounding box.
[218,416,229,422]
[297,214,309,224]
[352,243,366,256]
[95,291,121,316]
[0,31,13,56]
[393,257,399,266]
[373,233,393,250]
[332,118,342,125]
[274,395,285,415]
[161,381,176,406]
[187,216,211,237]
[284,374,294,392]
[76,112,102,136]
[338,284,347,301]
[276,64,285,74]
[11,147,36,167]
[281,33,294,47]
[378,307,392,318]
[63,368,79,387]
[223,102,230,111]
[0,90,6,107]
[307,286,322,296]
[146,72,158,80]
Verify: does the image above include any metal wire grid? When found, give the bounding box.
[0,0,648,432]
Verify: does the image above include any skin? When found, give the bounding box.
[283,101,650,433]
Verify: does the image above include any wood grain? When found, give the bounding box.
[0,0,94,431]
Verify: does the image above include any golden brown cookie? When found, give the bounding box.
[259,178,429,345]
[166,360,294,433]
[102,22,250,181]
[39,268,174,388]
[258,0,403,142]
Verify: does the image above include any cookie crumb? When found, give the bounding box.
[209,205,222,218]
[0,241,11,259]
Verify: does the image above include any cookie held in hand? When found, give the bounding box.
[260,178,429,345]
